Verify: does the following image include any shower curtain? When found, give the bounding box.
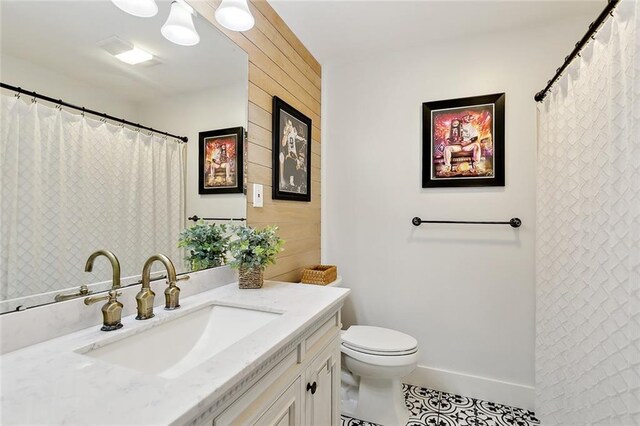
[0,94,185,301]
[536,1,639,424]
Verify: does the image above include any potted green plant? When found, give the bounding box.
[178,221,230,271]
[229,225,284,289]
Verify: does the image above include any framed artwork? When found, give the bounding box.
[198,126,244,194]
[422,93,505,188]
[272,96,312,202]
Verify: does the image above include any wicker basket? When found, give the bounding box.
[238,266,264,289]
[301,265,337,286]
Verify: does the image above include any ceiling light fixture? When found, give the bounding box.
[115,47,154,65]
[161,0,200,46]
[215,0,255,32]
[111,0,158,18]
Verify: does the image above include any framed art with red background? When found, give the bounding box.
[422,93,505,188]
[199,127,244,194]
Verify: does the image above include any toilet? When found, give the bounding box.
[324,278,419,426]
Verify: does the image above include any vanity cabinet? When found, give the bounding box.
[304,338,340,426]
[255,377,302,426]
[206,310,342,426]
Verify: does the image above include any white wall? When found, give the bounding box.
[137,81,248,221]
[1,54,138,119]
[323,18,588,409]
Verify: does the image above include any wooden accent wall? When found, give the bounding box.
[192,0,322,282]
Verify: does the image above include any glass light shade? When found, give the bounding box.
[161,1,200,46]
[111,0,158,18]
[215,0,255,32]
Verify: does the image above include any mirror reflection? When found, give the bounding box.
[0,0,249,313]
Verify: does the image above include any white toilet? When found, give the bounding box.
[324,278,419,426]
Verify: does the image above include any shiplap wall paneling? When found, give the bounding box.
[191,0,322,282]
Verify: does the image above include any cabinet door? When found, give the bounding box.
[305,338,340,426]
[255,377,302,426]
[213,349,301,426]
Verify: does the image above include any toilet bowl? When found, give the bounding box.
[304,277,419,424]
[341,325,418,426]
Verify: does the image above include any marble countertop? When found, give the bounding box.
[0,281,350,425]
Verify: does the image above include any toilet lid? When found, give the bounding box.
[341,326,418,354]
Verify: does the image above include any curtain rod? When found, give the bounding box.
[0,82,188,143]
[534,0,620,103]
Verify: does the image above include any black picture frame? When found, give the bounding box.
[422,93,505,188]
[272,96,312,202]
[198,126,244,194]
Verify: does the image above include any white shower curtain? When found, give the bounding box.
[0,94,185,301]
[536,1,639,424]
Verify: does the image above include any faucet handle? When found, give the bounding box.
[84,293,108,306]
[55,285,93,302]
[107,290,122,300]
[85,290,124,332]
[84,290,121,305]
[165,275,188,311]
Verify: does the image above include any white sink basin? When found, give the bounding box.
[78,304,281,378]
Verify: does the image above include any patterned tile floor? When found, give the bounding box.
[341,384,541,426]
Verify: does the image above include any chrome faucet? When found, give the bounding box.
[85,250,121,289]
[136,254,184,320]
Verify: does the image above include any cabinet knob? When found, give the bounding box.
[306,381,317,395]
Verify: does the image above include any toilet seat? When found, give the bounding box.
[341,343,419,367]
[341,326,418,354]
[341,326,419,367]
[342,343,418,357]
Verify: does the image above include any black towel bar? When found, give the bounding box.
[412,217,522,228]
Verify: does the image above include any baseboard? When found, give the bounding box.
[403,365,535,411]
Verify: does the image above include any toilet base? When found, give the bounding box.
[353,376,409,426]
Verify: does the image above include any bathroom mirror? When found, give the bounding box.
[0,0,249,313]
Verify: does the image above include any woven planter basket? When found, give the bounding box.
[301,265,337,286]
[238,266,264,289]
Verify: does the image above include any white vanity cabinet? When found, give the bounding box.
[254,377,302,426]
[304,337,340,426]
[206,309,342,426]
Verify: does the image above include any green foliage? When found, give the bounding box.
[228,225,284,270]
[178,221,230,271]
